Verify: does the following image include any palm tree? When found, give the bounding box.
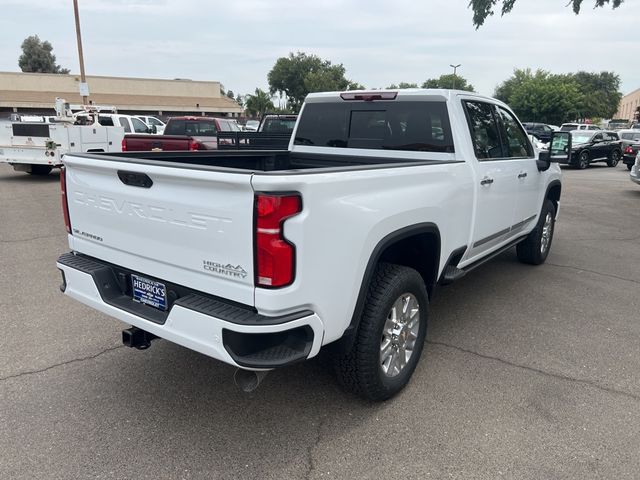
[244,88,275,117]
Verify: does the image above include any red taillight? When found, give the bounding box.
[625,146,634,154]
[60,167,72,234]
[189,140,199,151]
[255,194,302,288]
[121,138,127,151]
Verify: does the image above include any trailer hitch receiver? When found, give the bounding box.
[122,327,158,350]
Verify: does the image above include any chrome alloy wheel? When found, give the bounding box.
[541,212,553,254]
[380,293,420,377]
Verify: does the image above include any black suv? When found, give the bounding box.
[565,130,622,169]
[522,122,554,142]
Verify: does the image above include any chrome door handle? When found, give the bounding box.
[480,177,494,186]
[518,172,528,179]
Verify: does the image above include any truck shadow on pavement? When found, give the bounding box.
[0,171,60,183]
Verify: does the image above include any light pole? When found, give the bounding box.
[73,0,88,105]
[450,64,461,90]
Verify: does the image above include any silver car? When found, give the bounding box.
[631,152,640,185]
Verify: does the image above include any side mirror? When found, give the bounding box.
[537,151,551,172]
[149,125,158,134]
[540,131,571,170]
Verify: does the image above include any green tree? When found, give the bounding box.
[494,68,533,102]
[18,35,69,74]
[387,82,419,89]
[270,106,295,114]
[470,0,624,28]
[495,69,622,122]
[422,74,474,91]
[494,69,584,124]
[244,88,274,117]
[572,71,622,119]
[226,90,235,99]
[268,52,361,112]
[347,81,366,90]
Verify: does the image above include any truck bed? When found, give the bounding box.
[216,131,291,150]
[74,150,453,173]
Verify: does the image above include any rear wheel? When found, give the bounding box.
[607,150,621,167]
[628,163,633,171]
[334,263,428,401]
[517,199,556,265]
[27,165,53,175]
[577,151,589,170]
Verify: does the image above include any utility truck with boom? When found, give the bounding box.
[0,98,124,175]
[56,89,570,400]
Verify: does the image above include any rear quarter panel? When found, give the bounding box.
[251,161,474,344]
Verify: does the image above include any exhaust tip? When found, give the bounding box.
[233,369,268,393]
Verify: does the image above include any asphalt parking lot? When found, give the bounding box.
[0,162,639,480]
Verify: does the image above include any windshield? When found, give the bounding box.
[571,133,592,143]
[621,132,640,141]
[560,124,578,132]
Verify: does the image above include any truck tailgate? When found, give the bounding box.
[63,155,256,306]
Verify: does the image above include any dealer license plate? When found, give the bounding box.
[131,274,167,311]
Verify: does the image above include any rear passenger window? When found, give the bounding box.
[497,107,533,158]
[294,101,454,153]
[98,116,114,127]
[463,101,503,159]
[132,117,149,133]
[118,117,131,133]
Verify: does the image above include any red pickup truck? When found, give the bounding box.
[122,116,240,151]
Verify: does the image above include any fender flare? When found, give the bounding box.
[332,222,440,353]
[545,179,562,211]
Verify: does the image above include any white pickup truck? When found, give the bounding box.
[56,89,570,400]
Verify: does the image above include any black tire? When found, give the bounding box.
[28,165,53,175]
[607,150,621,167]
[627,163,633,171]
[517,199,556,265]
[334,263,428,401]
[577,151,589,170]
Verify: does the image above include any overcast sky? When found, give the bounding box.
[0,0,637,98]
